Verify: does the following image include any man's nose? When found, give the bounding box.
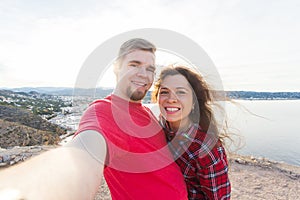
[136,67,148,77]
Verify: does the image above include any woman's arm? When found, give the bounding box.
[0,130,107,200]
[196,146,231,200]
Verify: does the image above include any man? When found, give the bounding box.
[0,38,188,200]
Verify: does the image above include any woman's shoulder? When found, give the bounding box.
[192,130,228,168]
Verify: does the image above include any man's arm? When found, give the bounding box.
[0,130,107,200]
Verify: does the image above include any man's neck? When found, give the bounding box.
[112,90,142,103]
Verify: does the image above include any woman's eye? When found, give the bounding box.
[177,91,186,95]
[159,91,168,95]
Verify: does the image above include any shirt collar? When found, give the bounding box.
[160,117,199,142]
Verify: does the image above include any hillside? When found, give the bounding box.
[0,105,67,148]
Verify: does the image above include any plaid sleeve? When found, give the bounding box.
[195,146,231,200]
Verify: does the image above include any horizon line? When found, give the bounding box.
[1,86,299,93]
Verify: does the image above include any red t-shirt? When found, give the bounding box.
[76,95,188,200]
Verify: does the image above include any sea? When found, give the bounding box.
[225,100,300,166]
[147,100,300,166]
[54,99,300,166]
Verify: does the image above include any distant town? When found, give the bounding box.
[1,87,299,120]
[3,87,300,99]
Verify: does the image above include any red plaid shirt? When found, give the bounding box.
[164,123,231,200]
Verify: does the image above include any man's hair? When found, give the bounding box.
[118,38,156,60]
[114,38,156,75]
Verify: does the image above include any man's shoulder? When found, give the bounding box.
[89,96,112,107]
[81,96,112,117]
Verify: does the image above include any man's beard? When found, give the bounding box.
[127,88,147,101]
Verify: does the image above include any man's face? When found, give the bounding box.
[115,50,155,101]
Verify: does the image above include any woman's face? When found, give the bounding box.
[158,74,194,129]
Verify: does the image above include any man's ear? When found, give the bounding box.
[113,61,120,82]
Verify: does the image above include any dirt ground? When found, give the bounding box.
[1,146,299,199]
[228,155,300,200]
[95,153,300,200]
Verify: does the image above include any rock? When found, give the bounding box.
[2,155,10,162]
[235,158,246,164]
[253,184,262,190]
[0,145,57,168]
[0,162,8,167]
[14,156,22,163]
[282,183,288,187]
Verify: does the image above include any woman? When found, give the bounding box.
[152,65,231,200]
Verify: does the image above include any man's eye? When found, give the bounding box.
[129,64,138,68]
[146,68,155,73]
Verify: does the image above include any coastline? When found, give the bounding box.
[1,146,299,199]
[228,153,300,179]
[228,153,300,200]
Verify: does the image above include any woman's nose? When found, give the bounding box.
[167,92,178,103]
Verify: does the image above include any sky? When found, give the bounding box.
[0,0,299,92]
